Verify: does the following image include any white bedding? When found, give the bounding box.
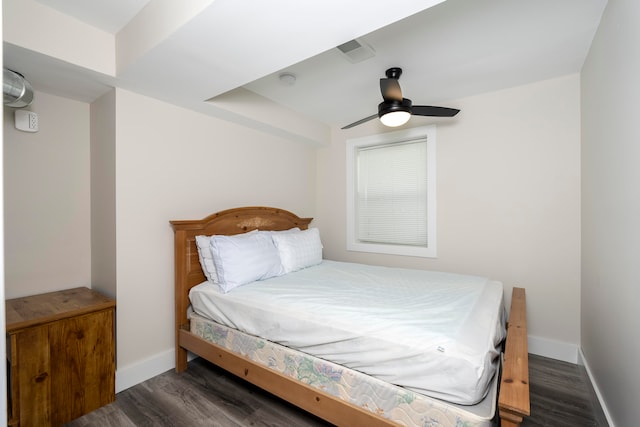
[189,260,506,405]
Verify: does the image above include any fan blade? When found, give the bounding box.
[380,78,402,102]
[412,105,460,117]
[341,113,378,129]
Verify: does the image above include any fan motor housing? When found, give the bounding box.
[378,98,412,117]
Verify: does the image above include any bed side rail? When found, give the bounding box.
[179,328,400,427]
[498,287,530,427]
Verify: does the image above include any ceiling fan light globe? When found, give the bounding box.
[380,110,411,127]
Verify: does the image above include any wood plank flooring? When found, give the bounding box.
[523,354,608,427]
[65,354,608,427]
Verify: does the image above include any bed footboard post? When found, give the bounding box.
[499,409,525,427]
[498,287,530,427]
[176,344,188,372]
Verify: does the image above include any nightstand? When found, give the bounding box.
[6,287,116,426]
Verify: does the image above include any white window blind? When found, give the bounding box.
[356,139,428,246]
[346,125,436,258]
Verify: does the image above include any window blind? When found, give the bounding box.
[356,138,428,247]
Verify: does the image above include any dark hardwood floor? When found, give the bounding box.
[66,354,608,427]
[522,354,608,427]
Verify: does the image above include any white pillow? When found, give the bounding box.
[259,227,300,235]
[272,227,323,274]
[210,231,283,293]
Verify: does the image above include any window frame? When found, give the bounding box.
[346,125,437,258]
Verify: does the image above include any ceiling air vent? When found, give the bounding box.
[336,38,375,64]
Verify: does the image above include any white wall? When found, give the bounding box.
[3,91,91,299]
[318,74,582,361]
[581,0,640,425]
[90,90,117,299]
[111,89,317,388]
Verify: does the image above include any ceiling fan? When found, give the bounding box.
[342,67,460,129]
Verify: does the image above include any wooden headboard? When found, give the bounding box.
[170,206,313,368]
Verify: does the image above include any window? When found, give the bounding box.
[346,125,436,258]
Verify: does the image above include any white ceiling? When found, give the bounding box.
[34,0,151,34]
[5,0,607,132]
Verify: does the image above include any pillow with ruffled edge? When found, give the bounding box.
[272,227,323,274]
[195,235,220,283]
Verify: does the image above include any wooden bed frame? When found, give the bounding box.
[171,206,530,426]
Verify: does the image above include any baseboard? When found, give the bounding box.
[527,335,579,363]
[579,348,616,427]
[115,349,175,393]
[115,349,197,393]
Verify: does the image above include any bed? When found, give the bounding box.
[171,206,530,426]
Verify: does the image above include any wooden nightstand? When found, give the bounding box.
[6,287,116,426]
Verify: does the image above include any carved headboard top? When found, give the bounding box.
[171,206,313,237]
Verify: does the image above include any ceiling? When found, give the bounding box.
[5,0,607,135]
[32,0,150,34]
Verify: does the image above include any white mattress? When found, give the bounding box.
[189,260,505,405]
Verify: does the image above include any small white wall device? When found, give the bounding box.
[15,110,39,132]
